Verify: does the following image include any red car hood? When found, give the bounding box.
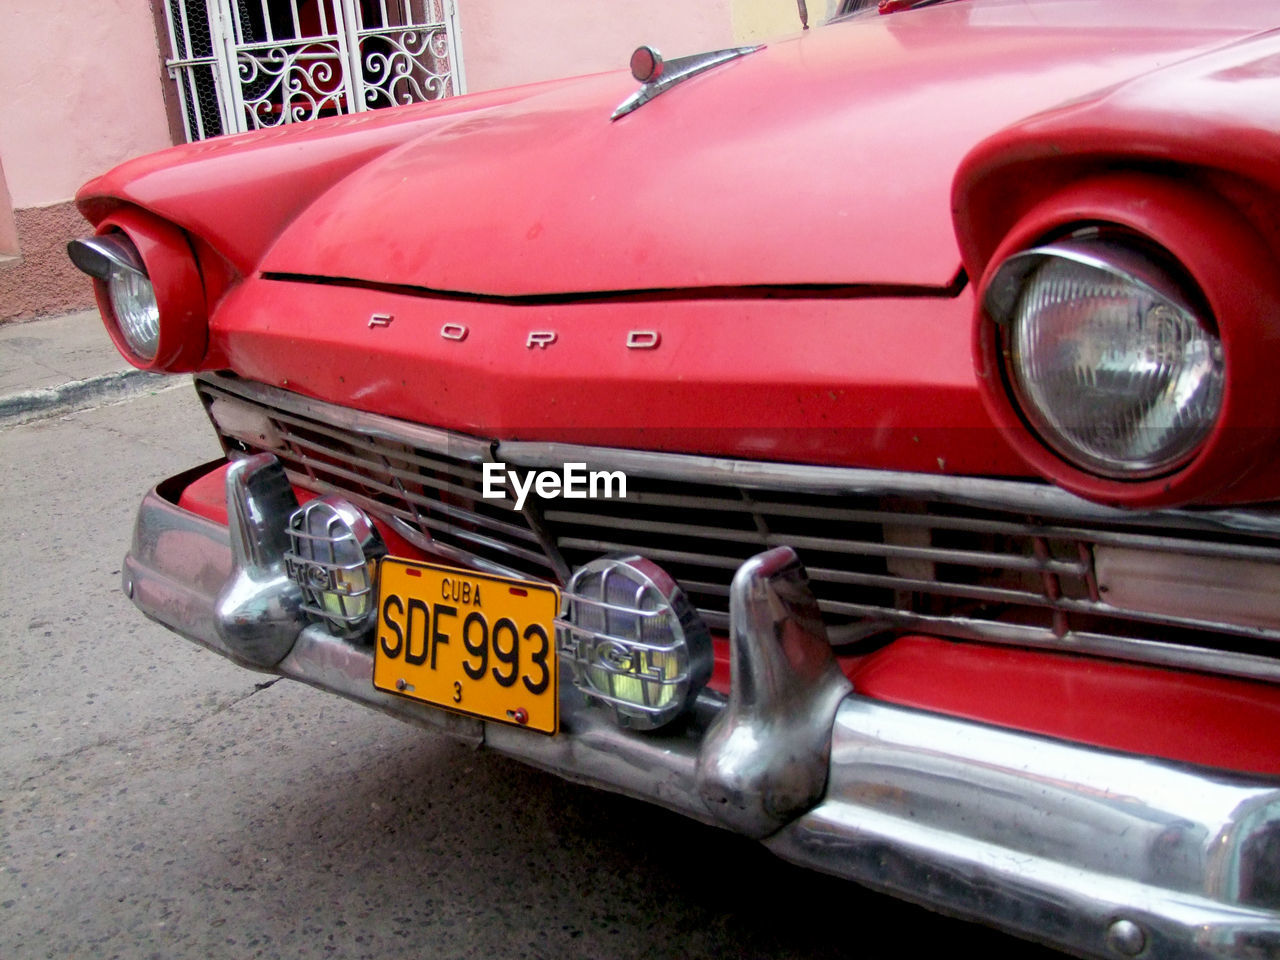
[79,0,1277,297]
[256,1,1272,295]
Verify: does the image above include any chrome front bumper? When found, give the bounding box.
[125,457,1280,959]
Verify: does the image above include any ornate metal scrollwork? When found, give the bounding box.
[359,27,453,109]
[238,41,348,129]
[162,0,461,139]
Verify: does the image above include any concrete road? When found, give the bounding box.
[0,384,1059,959]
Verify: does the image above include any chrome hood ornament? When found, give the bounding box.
[612,44,763,121]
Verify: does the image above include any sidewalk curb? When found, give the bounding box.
[0,369,177,427]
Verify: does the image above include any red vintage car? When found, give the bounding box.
[68,1,1280,955]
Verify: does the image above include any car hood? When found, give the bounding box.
[84,1,1276,296]
[255,2,1273,295]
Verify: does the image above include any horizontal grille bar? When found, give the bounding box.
[545,508,1086,575]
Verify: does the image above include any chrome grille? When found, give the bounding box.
[200,376,556,580]
[543,484,1098,633]
[198,373,1280,684]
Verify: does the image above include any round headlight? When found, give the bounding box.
[107,264,161,361]
[68,231,161,362]
[986,237,1224,478]
[67,211,209,373]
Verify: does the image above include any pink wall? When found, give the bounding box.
[0,157,17,256]
[459,0,735,93]
[0,0,173,209]
[0,1,739,204]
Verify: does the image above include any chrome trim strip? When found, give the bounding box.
[284,436,504,506]
[501,440,1280,539]
[816,599,1280,683]
[197,373,1280,541]
[554,504,1280,648]
[768,696,1280,960]
[569,487,1280,555]
[290,463,539,545]
[984,239,1201,332]
[228,402,490,488]
[385,515,540,581]
[514,497,572,583]
[67,234,146,281]
[557,537,743,571]
[545,508,1087,575]
[194,373,1280,683]
[197,374,493,463]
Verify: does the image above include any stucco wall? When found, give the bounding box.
[0,202,94,322]
[0,0,174,209]
[0,1,174,320]
[457,0,838,93]
[459,0,737,92]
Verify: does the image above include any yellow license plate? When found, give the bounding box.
[372,558,560,734]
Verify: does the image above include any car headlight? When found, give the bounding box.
[68,233,160,360]
[105,250,161,362]
[67,210,208,372]
[984,236,1224,478]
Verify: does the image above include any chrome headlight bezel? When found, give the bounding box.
[983,233,1225,480]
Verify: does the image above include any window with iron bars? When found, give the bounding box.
[162,0,463,141]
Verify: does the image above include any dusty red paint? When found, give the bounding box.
[80,3,1277,296]
[851,635,1280,776]
[72,2,1280,487]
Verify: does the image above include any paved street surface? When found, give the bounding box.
[0,383,1061,959]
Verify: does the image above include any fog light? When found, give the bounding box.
[284,496,385,639]
[556,556,711,731]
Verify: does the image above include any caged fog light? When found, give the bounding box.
[284,496,386,640]
[984,236,1224,479]
[556,556,712,731]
